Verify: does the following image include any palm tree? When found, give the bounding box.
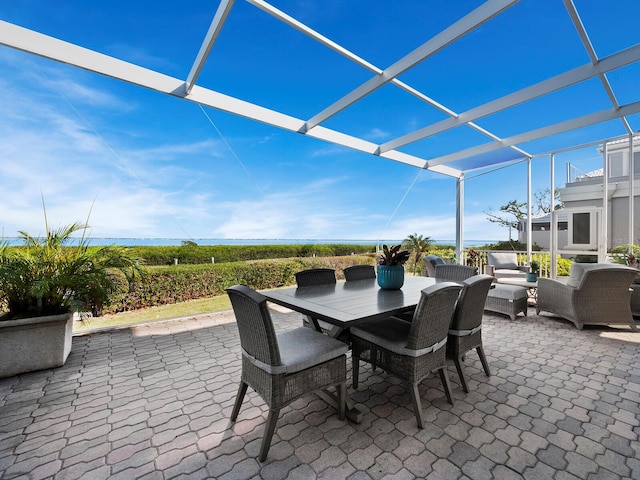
[402,233,432,275]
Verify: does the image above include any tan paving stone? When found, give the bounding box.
[0,310,638,480]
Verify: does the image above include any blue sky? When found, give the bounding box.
[0,1,637,243]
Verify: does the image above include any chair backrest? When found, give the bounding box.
[576,264,638,290]
[407,282,462,351]
[486,252,519,270]
[226,285,281,368]
[451,274,494,331]
[344,265,376,281]
[295,268,336,287]
[423,254,446,277]
[434,264,477,282]
[567,262,636,288]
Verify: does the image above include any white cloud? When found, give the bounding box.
[365,127,390,141]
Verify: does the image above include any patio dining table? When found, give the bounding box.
[262,275,439,422]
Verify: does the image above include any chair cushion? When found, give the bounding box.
[487,252,518,270]
[276,327,348,374]
[494,269,527,279]
[351,317,446,357]
[487,284,528,301]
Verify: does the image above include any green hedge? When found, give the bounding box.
[125,244,376,265]
[105,255,376,313]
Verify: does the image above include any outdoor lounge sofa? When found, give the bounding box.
[536,263,638,330]
[630,274,640,317]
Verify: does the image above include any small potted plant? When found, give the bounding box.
[0,218,142,378]
[526,260,540,282]
[377,244,411,289]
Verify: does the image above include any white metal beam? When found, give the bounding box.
[302,0,519,132]
[0,20,460,177]
[563,0,633,135]
[426,100,640,168]
[247,0,526,166]
[185,0,235,94]
[380,43,640,153]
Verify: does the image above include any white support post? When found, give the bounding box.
[550,154,556,278]
[527,158,532,263]
[629,134,635,251]
[456,175,464,264]
[602,142,609,261]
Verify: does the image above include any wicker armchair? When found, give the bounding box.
[484,252,529,280]
[434,264,477,282]
[226,285,348,461]
[536,263,638,330]
[343,264,376,281]
[447,275,494,393]
[350,282,463,428]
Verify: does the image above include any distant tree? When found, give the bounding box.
[484,189,563,240]
[534,188,564,214]
[402,233,432,275]
[181,240,198,247]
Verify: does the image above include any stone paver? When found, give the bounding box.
[0,308,638,479]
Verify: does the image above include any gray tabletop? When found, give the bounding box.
[262,276,438,328]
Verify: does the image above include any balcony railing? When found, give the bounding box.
[462,250,550,277]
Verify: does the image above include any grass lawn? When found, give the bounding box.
[74,295,232,333]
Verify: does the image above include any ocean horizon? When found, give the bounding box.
[2,237,501,247]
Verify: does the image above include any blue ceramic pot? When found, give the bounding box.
[526,272,538,282]
[377,265,405,289]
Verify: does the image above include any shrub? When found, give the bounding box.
[126,244,376,265]
[104,255,374,313]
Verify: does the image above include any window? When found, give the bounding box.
[608,151,626,177]
[572,213,591,245]
[608,148,640,177]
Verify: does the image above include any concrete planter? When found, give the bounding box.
[0,312,74,378]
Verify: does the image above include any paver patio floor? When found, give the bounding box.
[1,305,639,480]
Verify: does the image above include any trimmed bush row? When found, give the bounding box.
[126,244,376,265]
[105,255,376,313]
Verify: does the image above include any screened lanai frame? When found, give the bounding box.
[1,0,638,264]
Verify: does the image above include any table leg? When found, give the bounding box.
[319,325,363,423]
[316,387,363,423]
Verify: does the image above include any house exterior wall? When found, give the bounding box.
[520,136,639,251]
[558,176,640,250]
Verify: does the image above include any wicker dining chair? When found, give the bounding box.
[295,268,342,336]
[343,264,376,281]
[295,268,336,287]
[350,282,462,428]
[226,285,348,462]
[446,274,494,393]
[434,264,478,282]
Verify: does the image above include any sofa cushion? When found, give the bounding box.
[566,263,591,288]
[487,252,519,270]
[567,262,633,288]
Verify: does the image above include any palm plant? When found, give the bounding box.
[0,221,143,319]
[402,233,432,274]
[378,244,410,266]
